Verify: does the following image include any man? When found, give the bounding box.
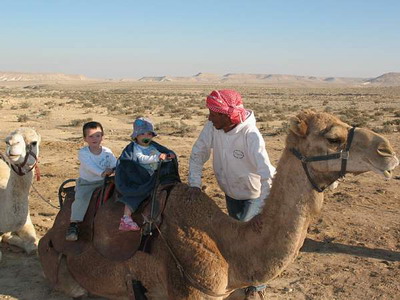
[188,89,275,298]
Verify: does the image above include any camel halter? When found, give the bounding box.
[290,126,356,193]
[0,145,40,180]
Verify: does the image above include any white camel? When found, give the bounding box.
[0,127,41,262]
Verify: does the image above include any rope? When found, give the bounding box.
[31,183,60,209]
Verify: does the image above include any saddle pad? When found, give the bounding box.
[92,198,143,261]
[50,186,98,256]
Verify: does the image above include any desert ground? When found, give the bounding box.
[0,81,399,300]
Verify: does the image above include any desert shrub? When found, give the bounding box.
[275,113,286,121]
[383,119,400,126]
[382,106,395,112]
[38,110,51,117]
[275,121,290,135]
[263,122,290,136]
[20,101,30,109]
[256,114,271,122]
[181,111,193,120]
[69,118,93,127]
[132,106,146,115]
[82,102,94,108]
[155,121,196,137]
[17,114,29,122]
[350,115,368,127]
[373,125,394,134]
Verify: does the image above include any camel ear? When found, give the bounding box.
[289,116,308,137]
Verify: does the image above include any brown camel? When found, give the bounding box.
[38,111,399,300]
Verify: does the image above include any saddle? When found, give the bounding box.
[48,178,172,261]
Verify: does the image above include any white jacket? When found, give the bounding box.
[189,111,275,201]
[78,146,117,182]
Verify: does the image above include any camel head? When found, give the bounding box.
[4,128,41,173]
[286,110,398,189]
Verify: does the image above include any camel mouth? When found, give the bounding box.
[383,170,393,179]
[372,167,397,180]
[8,154,21,160]
[366,156,399,180]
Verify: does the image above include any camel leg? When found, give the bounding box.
[57,256,88,299]
[2,214,38,254]
[126,252,169,300]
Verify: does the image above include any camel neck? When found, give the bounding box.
[0,167,32,229]
[219,149,323,287]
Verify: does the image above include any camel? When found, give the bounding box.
[39,111,398,299]
[0,127,41,262]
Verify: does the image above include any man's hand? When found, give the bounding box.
[188,186,201,201]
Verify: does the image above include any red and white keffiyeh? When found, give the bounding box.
[206,90,247,124]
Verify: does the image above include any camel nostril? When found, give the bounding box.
[377,147,394,157]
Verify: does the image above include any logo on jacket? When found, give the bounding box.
[233,150,244,159]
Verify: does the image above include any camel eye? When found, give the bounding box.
[31,141,37,146]
[327,138,342,145]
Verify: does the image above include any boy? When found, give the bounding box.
[66,121,117,241]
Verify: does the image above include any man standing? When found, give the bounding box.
[188,89,275,298]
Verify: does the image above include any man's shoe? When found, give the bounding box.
[65,222,79,241]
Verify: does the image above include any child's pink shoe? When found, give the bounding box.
[119,215,140,231]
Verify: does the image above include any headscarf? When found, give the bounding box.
[206,90,247,124]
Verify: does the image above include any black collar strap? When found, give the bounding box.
[290,126,356,193]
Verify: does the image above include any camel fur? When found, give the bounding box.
[39,111,398,299]
[0,128,41,262]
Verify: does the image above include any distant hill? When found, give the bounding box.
[1,70,399,86]
[364,72,400,86]
[138,76,171,82]
[137,72,372,86]
[0,71,90,82]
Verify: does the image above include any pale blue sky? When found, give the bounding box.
[1,0,399,79]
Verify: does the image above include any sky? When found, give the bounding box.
[1,0,399,79]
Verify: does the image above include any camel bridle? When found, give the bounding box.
[290,126,356,192]
[0,144,39,176]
